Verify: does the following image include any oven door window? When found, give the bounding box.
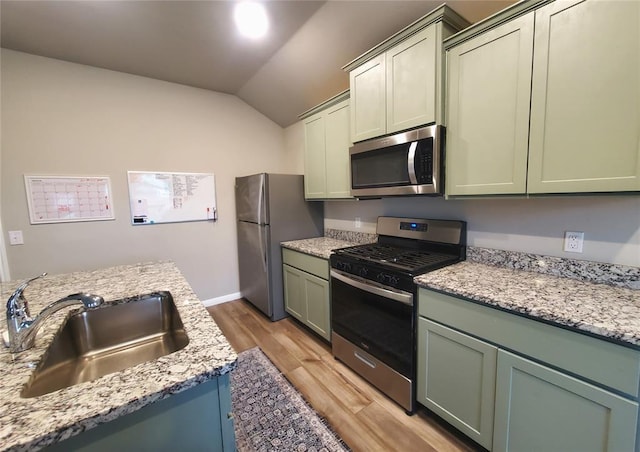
[331,276,414,378]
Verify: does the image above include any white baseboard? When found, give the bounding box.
[201,292,242,307]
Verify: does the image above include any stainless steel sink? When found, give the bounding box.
[21,291,189,398]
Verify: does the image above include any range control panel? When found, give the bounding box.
[399,221,428,232]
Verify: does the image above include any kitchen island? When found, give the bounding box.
[0,262,237,451]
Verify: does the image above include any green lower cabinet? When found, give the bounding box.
[417,317,497,450]
[419,288,640,451]
[304,273,330,338]
[493,350,638,452]
[283,264,305,321]
[283,262,330,341]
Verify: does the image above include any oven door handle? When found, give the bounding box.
[330,270,413,306]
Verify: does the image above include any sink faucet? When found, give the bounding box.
[5,273,104,353]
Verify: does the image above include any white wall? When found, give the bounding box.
[283,121,305,174]
[1,50,297,298]
[0,55,7,280]
[324,196,640,267]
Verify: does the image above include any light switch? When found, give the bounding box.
[8,230,24,245]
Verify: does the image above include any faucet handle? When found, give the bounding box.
[6,273,47,316]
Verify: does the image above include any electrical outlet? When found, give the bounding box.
[355,217,362,228]
[563,231,584,253]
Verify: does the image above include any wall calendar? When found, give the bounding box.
[24,175,114,224]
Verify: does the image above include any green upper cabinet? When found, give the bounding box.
[527,0,640,193]
[324,99,352,198]
[300,91,352,200]
[303,114,327,199]
[386,26,438,134]
[345,5,470,143]
[445,0,640,196]
[445,13,534,195]
[350,55,386,143]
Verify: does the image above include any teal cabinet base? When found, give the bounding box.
[44,374,235,452]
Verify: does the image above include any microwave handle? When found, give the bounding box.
[407,141,418,184]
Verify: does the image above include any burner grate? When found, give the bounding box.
[336,244,456,273]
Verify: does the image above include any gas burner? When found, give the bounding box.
[330,217,466,292]
[335,244,457,273]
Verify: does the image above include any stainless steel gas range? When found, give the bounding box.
[330,217,466,414]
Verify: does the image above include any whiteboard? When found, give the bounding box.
[127,171,217,225]
[24,175,115,224]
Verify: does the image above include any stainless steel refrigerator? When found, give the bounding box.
[235,173,323,321]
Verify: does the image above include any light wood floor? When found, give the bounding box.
[207,299,480,452]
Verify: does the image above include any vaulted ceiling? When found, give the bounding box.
[1,0,516,127]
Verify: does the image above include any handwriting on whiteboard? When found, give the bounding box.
[127,171,216,225]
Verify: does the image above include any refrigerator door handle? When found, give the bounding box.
[259,225,267,272]
[257,178,267,272]
[258,175,265,225]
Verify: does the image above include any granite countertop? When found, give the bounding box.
[415,261,640,349]
[285,236,640,348]
[281,237,357,259]
[0,261,237,451]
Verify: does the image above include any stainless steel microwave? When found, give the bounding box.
[350,125,443,197]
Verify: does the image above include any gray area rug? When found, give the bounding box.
[231,347,350,452]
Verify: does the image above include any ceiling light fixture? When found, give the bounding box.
[234,2,269,39]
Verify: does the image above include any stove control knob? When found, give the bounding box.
[376,273,386,283]
[359,267,368,277]
[390,276,400,286]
